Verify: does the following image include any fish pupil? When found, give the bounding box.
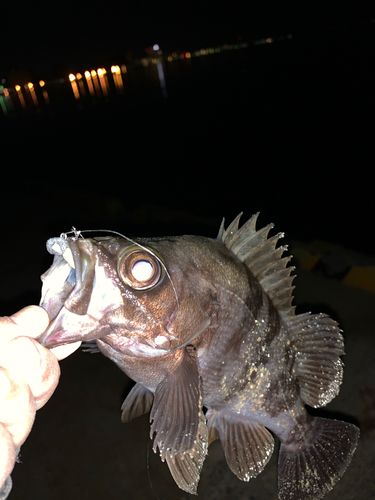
[132,260,154,282]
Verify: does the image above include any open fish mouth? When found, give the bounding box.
[38,235,107,348]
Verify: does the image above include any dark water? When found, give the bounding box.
[1,26,374,312]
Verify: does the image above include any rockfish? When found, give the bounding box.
[38,213,359,499]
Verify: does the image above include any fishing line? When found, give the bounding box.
[146,440,162,500]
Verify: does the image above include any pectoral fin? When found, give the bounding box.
[206,410,274,481]
[149,346,207,462]
[165,411,208,494]
[121,383,154,423]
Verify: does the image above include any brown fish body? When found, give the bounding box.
[38,214,359,499]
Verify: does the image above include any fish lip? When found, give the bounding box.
[40,329,74,349]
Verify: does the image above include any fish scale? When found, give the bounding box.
[38,213,359,499]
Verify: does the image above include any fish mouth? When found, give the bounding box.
[40,328,78,349]
[38,303,111,349]
[39,236,104,348]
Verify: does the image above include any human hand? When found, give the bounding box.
[0,306,82,496]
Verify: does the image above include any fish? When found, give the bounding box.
[38,213,359,499]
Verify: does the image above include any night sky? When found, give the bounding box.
[2,2,374,73]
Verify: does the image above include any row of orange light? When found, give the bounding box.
[11,66,126,94]
[14,80,46,92]
[13,80,49,108]
[68,65,127,82]
[8,46,215,100]
[68,65,126,99]
[10,50,194,95]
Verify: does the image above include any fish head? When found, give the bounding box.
[38,233,213,356]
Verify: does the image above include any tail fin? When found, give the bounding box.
[278,417,359,500]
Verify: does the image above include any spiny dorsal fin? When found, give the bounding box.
[218,213,296,318]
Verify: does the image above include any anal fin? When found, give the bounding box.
[121,383,153,423]
[206,410,274,481]
[278,417,359,500]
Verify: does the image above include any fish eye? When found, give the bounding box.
[118,246,164,290]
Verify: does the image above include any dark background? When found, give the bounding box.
[1,3,375,261]
[1,2,375,499]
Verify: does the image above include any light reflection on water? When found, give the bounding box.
[1,60,168,117]
[1,43,250,118]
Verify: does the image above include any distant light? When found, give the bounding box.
[91,70,96,77]
[167,55,173,62]
[69,74,76,82]
[76,73,82,79]
[266,37,273,43]
[84,71,91,79]
[153,44,160,51]
[28,82,34,89]
[70,78,80,100]
[185,51,191,59]
[15,85,21,92]
[121,64,127,73]
[39,80,45,87]
[97,68,104,76]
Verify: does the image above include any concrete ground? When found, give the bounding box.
[7,264,375,500]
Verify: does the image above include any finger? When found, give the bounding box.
[9,306,50,338]
[0,423,17,491]
[51,341,82,361]
[0,337,60,410]
[0,306,50,346]
[0,367,35,447]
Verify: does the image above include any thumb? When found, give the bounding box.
[9,306,49,338]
